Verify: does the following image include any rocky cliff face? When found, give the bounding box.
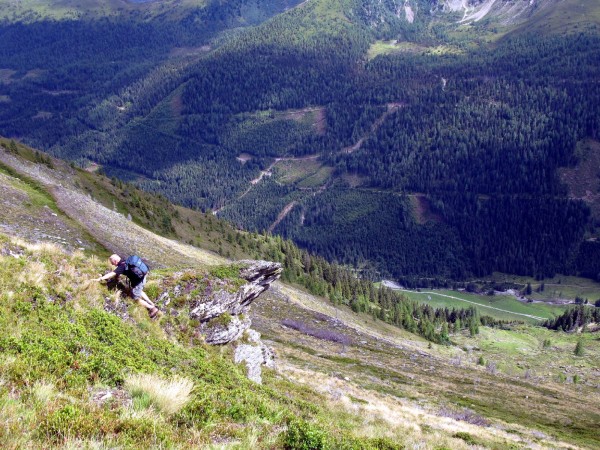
[155,260,282,345]
[144,260,281,382]
[435,0,559,25]
[105,260,282,382]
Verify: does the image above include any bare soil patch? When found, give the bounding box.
[171,92,184,116]
[236,153,253,163]
[409,194,442,224]
[268,201,297,232]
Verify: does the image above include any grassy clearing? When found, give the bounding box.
[492,272,600,303]
[297,166,333,188]
[367,40,465,60]
[275,159,323,185]
[400,289,566,323]
[453,325,600,383]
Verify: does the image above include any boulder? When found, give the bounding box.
[234,330,275,384]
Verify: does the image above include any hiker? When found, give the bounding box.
[95,254,159,318]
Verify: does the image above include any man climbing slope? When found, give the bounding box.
[96,254,159,318]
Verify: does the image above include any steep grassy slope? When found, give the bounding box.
[0,237,401,449]
[0,145,599,448]
[5,235,596,449]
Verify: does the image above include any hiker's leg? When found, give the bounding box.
[139,290,155,308]
[132,276,155,311]
[136,296,154,310]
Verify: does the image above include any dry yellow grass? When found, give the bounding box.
[124,373,194,415]
[31,381,56,404]
[18,260,47,288]
[278,363,578,449]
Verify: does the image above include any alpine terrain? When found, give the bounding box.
[0,0,600,447]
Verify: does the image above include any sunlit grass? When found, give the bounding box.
[124,373,194,415]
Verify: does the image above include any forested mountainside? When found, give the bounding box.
[1,0,600,282]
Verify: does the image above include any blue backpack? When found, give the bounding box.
[125,255,149,279]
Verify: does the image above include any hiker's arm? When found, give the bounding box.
[96,271,117,282]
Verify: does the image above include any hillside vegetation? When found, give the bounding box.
[0,141,599,448]
[1,233,599,448]
[0,236,398,449]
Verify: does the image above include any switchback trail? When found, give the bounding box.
[213,155,319,215]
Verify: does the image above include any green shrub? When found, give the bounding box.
[335,436,404,450]
[38,404,107,443]
[209,264,241,280]
[284,419,329,450]
[209,312,233,328]
[115,417,172,446]
[145,284,160,300]
[452,432,477,445]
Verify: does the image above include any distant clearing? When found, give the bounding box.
[297,166,332,188]
[274,157,332,189]
[170,92,184,117]
[279,106,326,135]
[367,41,464,60]
[409,194,441,224]
[169,45,211,58]
[492,272,600,303]
[341,173,367,187]
[276,158,323,185]
[398,289,566,323]
[236,153,253,163]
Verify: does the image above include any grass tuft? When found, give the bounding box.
[32,381,56,404]
[124,373,194,415]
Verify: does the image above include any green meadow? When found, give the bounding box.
[400,289,568,323]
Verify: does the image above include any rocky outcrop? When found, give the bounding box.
[102,259,281,382]
[156,260,282,345]
[234,330,275,384]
